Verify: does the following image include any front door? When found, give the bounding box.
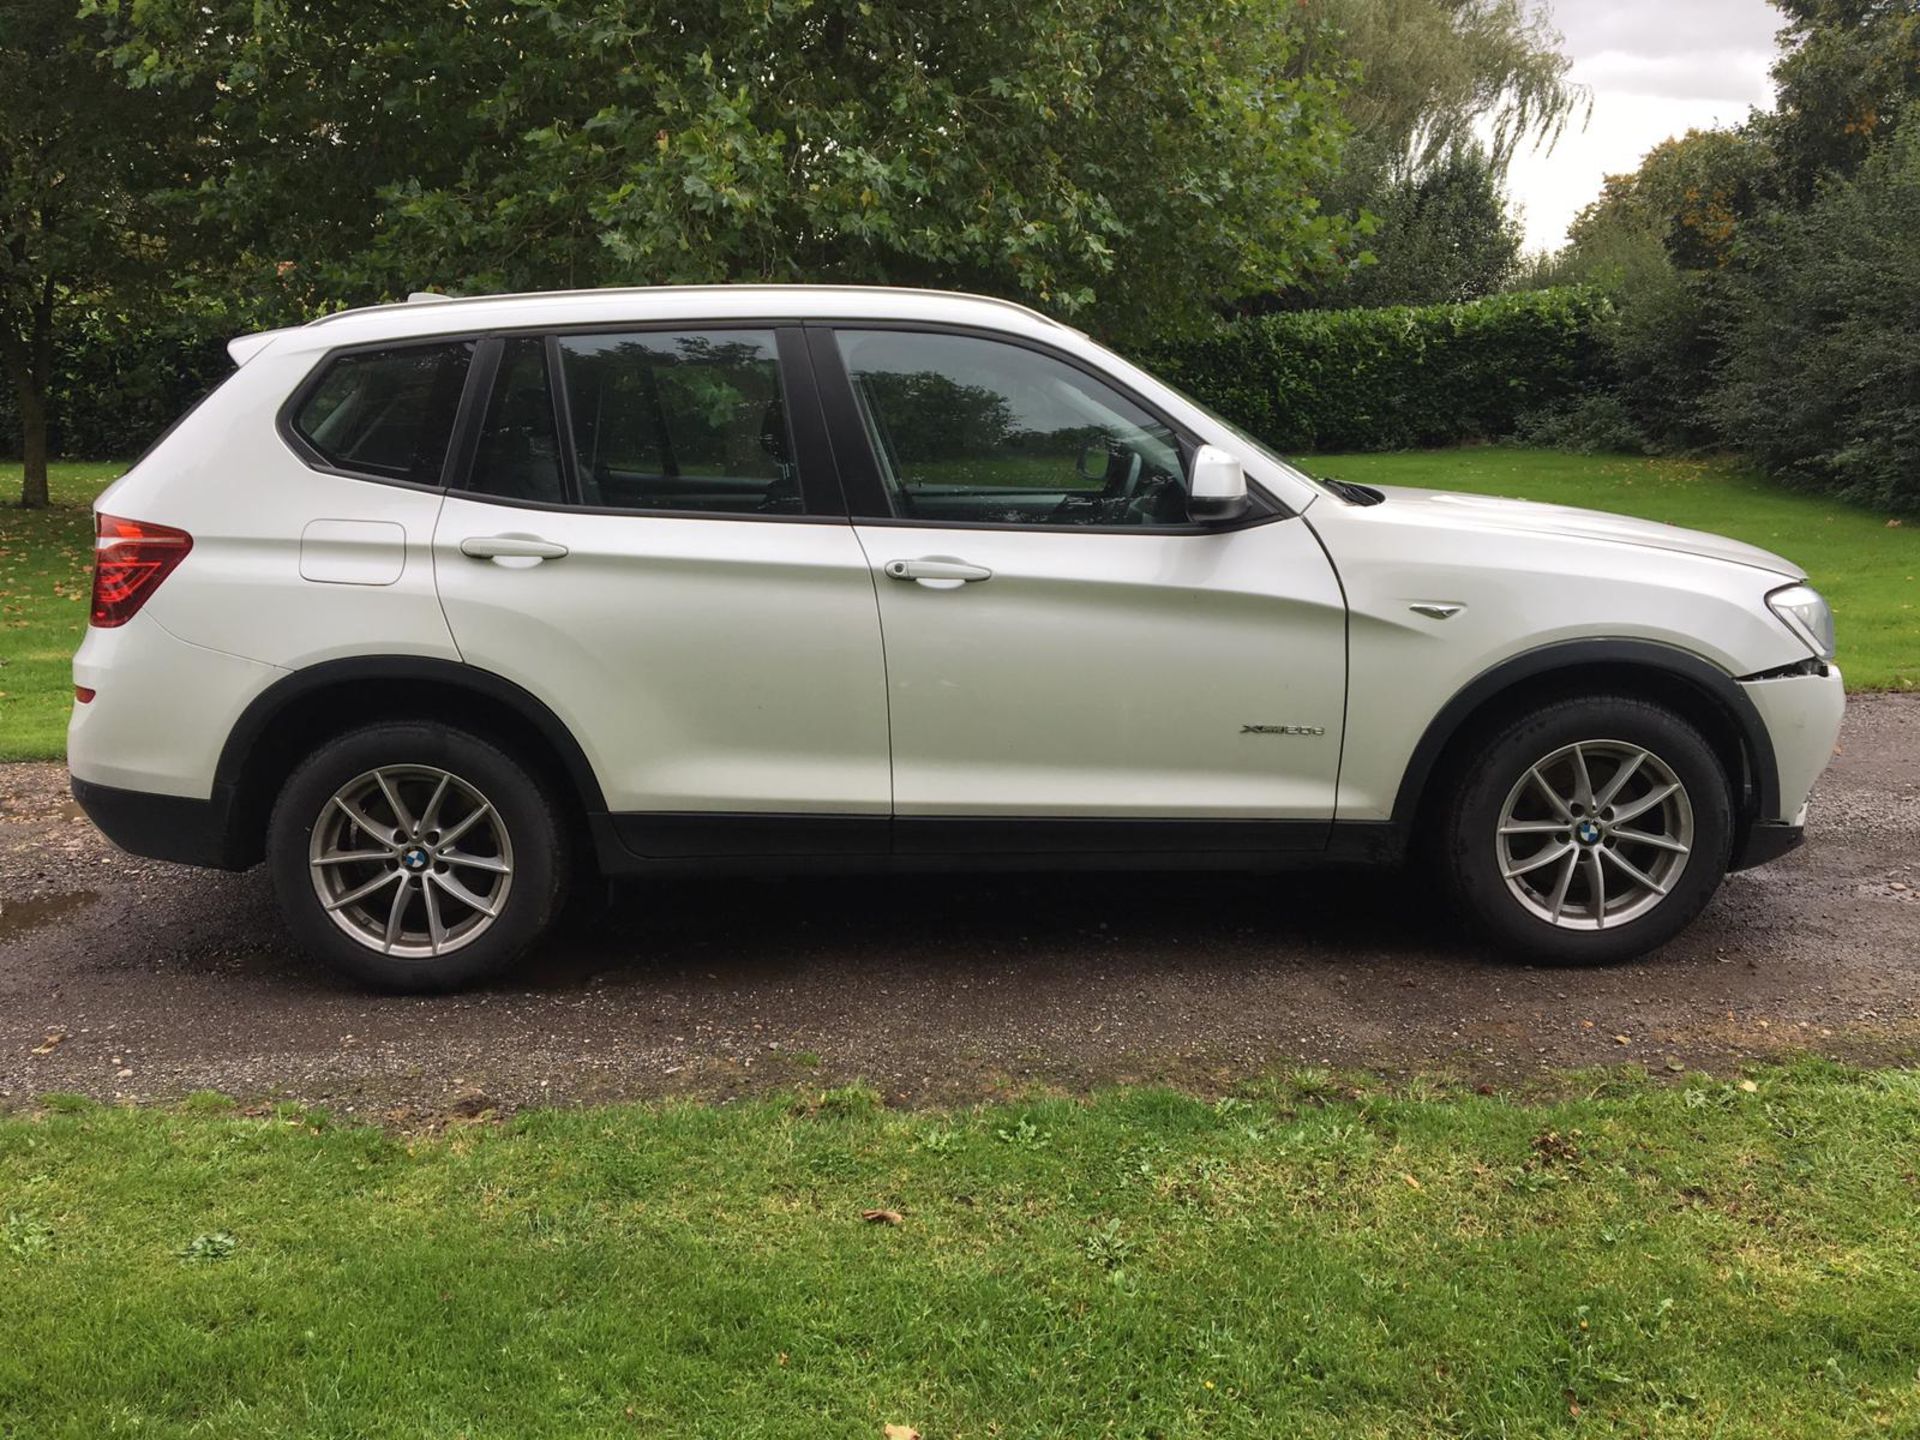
[815,326,1347,841]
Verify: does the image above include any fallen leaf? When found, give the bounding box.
[1401,1173,1423,1191]
[1739,1079,1759,1093]
[1613,1034,1632,1046]
[884,1426,921,1440]
[1664,1056,1685,1073]
[862,1209,904,1226]
[31,1030,65,1055]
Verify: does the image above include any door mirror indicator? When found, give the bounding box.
[1187,444,1249,523]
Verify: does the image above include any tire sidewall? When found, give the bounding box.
[1443,698,1733,964]
[268,722,563,992]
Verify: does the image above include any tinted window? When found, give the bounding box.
[835,330,1187,527]
[469,338,564,504]
[555,330,800,514]
[291,342,472,483]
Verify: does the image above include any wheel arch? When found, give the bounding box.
[1393,639,1778,839]
[217,657,607,868]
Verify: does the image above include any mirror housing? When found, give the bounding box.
[1187,444,1249,523]
[1076,441,1115,484]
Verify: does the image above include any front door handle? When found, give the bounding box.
[884,557,993,586]
[459,534,570,562]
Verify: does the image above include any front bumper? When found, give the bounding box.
[1729,817,1805,873]
[1739,664,1845,822]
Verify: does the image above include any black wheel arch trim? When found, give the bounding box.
[1389,638,1780,828]
[216,656,609,815]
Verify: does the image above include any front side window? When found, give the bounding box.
[555,330,800,514]
[290,342,472,483]
[835,330,1187,527]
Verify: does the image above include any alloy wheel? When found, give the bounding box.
[307,765,514,958]
[1495,739,1694,931]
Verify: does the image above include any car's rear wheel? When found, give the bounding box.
[268,722,565,991]
[1438,696,1733,964]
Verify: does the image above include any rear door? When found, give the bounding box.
[431,325,891,845]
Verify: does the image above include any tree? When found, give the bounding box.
[99,0,1362,342]
[1270,0,1578,308]
[0,0,204,506]
[1714,115,1920,511]
[1293,0,1585,175]
[1761,0,1920,201]
[1323,143,1522,306]
[1559,129,1772,280]
[1513,128,1773,451]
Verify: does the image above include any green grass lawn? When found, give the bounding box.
[5,1064,1920,1437]
[0,462,119,760]
[1305,448,1919,693]
[2,449,1913,761]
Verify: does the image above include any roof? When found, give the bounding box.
[247,284,1072,359]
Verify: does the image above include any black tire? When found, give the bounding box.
[267,722,567,991]
[1437,695,1733,965]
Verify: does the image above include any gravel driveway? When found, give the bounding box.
[4,696,1916,1115]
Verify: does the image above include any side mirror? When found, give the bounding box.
[1187,444,1249,523]
[1076,441,1114,483]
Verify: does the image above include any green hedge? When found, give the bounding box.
[0,306,239,462]
[11,286,1617,464]
[1152,287,1613,453]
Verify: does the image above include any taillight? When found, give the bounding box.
[91,514,193,628]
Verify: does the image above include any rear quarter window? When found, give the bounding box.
[289,342,473,483]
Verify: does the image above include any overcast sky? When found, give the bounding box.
[1502,0,1786,251]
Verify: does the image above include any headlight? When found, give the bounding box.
[1768,583,1836,660]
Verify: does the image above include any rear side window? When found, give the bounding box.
[290,342,473,484]
[468,338,564,504]
[554,330,801,514]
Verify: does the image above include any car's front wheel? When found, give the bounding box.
[1439,696,1733,964]
[268,722,566,991]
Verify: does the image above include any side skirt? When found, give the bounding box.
[593,813,1403,877]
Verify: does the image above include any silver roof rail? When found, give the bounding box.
[304,283,1067,331]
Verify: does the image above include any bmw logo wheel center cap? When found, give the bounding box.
[402,846,432,872]
[1575,819,1603,846]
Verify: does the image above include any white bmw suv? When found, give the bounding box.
[70,286,1844,990]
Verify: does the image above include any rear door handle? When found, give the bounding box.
[884,557,993,585]
[459,534,569,562]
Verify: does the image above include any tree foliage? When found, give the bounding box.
[97,0,1360,341]
[1562,129,1771,276]
[1506,0,1920,502]
[1293,0,1585,174]
[1714,116,1920,510]
[1326,143,1522,306]
[0,0,207,505]
[1274,0,1576,309]
[1760,0,1920,201]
